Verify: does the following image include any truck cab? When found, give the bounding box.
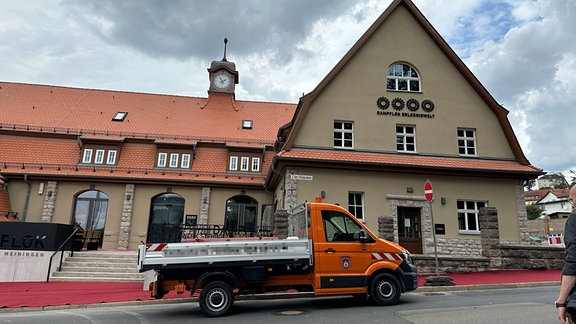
[308,200,418,303]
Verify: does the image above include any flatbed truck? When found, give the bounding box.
[138,198,418,316]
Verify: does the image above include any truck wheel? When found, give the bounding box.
[199,281,234,317]
[370,273,400,306]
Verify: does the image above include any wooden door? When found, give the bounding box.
[397,207,422,254]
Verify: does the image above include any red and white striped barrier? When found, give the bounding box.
[548,235,564,245]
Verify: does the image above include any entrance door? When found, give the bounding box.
[72,190,109,249]
[147,193,185,243]
[397,207,422,254]
[225,195,258,234]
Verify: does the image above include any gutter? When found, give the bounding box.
[22,174,31,222]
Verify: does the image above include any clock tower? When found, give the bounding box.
[208,38,239,95]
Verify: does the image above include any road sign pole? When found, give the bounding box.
[430,201,439,276]
[423,179,455,286]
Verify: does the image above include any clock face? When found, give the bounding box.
[214,73,231,89]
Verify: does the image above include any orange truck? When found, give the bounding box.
[138,198,418,316]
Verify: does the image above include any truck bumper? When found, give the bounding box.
[400,263,418,292]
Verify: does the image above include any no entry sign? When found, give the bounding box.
[424,180,433,202]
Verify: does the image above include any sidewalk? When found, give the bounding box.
[0,269,562,312]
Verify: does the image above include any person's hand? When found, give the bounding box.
[559,307,574,324]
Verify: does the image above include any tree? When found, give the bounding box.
[526,204,545,220]
[524,179,536,191]
[569,170,576,187]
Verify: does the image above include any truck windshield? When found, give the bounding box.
[321,210,366,242]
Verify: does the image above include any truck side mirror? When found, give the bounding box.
[358,230,367,243]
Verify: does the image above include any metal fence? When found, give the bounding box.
[180,224,274,240]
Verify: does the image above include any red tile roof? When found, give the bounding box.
[525,189,570,202]
[276,149,542,175]
[0,82,297,187]
[0,82,295,145]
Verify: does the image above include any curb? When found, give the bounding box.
[0,281,560,314]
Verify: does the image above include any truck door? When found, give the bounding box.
[314,209,374,294]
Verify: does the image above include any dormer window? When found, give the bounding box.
[112,112,128,122]
[82,149,92,163]
[156,151,192,169]
[94,149,105,164]
[242,120,253,130]
[81,148,117,165]
[228,155,261,172]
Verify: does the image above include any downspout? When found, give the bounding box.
[22,174,31,222]
[269,161,286,210]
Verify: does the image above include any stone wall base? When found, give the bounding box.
[414,244,565,274]
[412,255,491,275]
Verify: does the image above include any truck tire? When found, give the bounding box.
[370,273,400,306]
[199,281,234,317]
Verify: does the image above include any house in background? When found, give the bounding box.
[0,0,542,257]
[537,173,569,189]
[535,190,571,219]
[524,188,571,205]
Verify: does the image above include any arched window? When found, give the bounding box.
[72,190,109,232]
[386,63,420,92]
[225,195,258,232]
[147,193,185,243]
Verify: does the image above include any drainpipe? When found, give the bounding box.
[22,174,31,222]
[269,161,286,210]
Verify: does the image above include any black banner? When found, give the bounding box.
[0,223,75,251]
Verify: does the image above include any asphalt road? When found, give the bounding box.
[0,286,559,323]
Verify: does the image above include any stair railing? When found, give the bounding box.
[46,228,79,282]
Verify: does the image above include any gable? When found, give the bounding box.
[279,0,531,167]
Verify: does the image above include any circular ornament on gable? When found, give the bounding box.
[406,99,419,111]
[422,99,435,112]
[377,97,390,109]
[391,97,404,110]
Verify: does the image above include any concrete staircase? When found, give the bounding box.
[50,250,144,282]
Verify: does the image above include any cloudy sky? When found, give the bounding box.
[1,0,574,181]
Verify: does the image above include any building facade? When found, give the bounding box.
[0,0,542,255]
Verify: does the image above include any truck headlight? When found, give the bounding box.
[397,250,413,265]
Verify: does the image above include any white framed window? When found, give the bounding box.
[229,156,238,170]
[386,63,420,92]
[94,149,105,164]
[458,128,477,156]
[181,154,190,168]
[457,200,486,234]
[157,153,167,167]
[82,149,93,163]
[240,157,249,171]
[334,121,353,149]
[251,157,260,172]
[348,192,364,220]
[169,153,179,168]
[106,150,117,165]
[396,125,416,152]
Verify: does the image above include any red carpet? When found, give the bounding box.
[0,270,562,309]
[417,269,562,286]
[0,282,189,308]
